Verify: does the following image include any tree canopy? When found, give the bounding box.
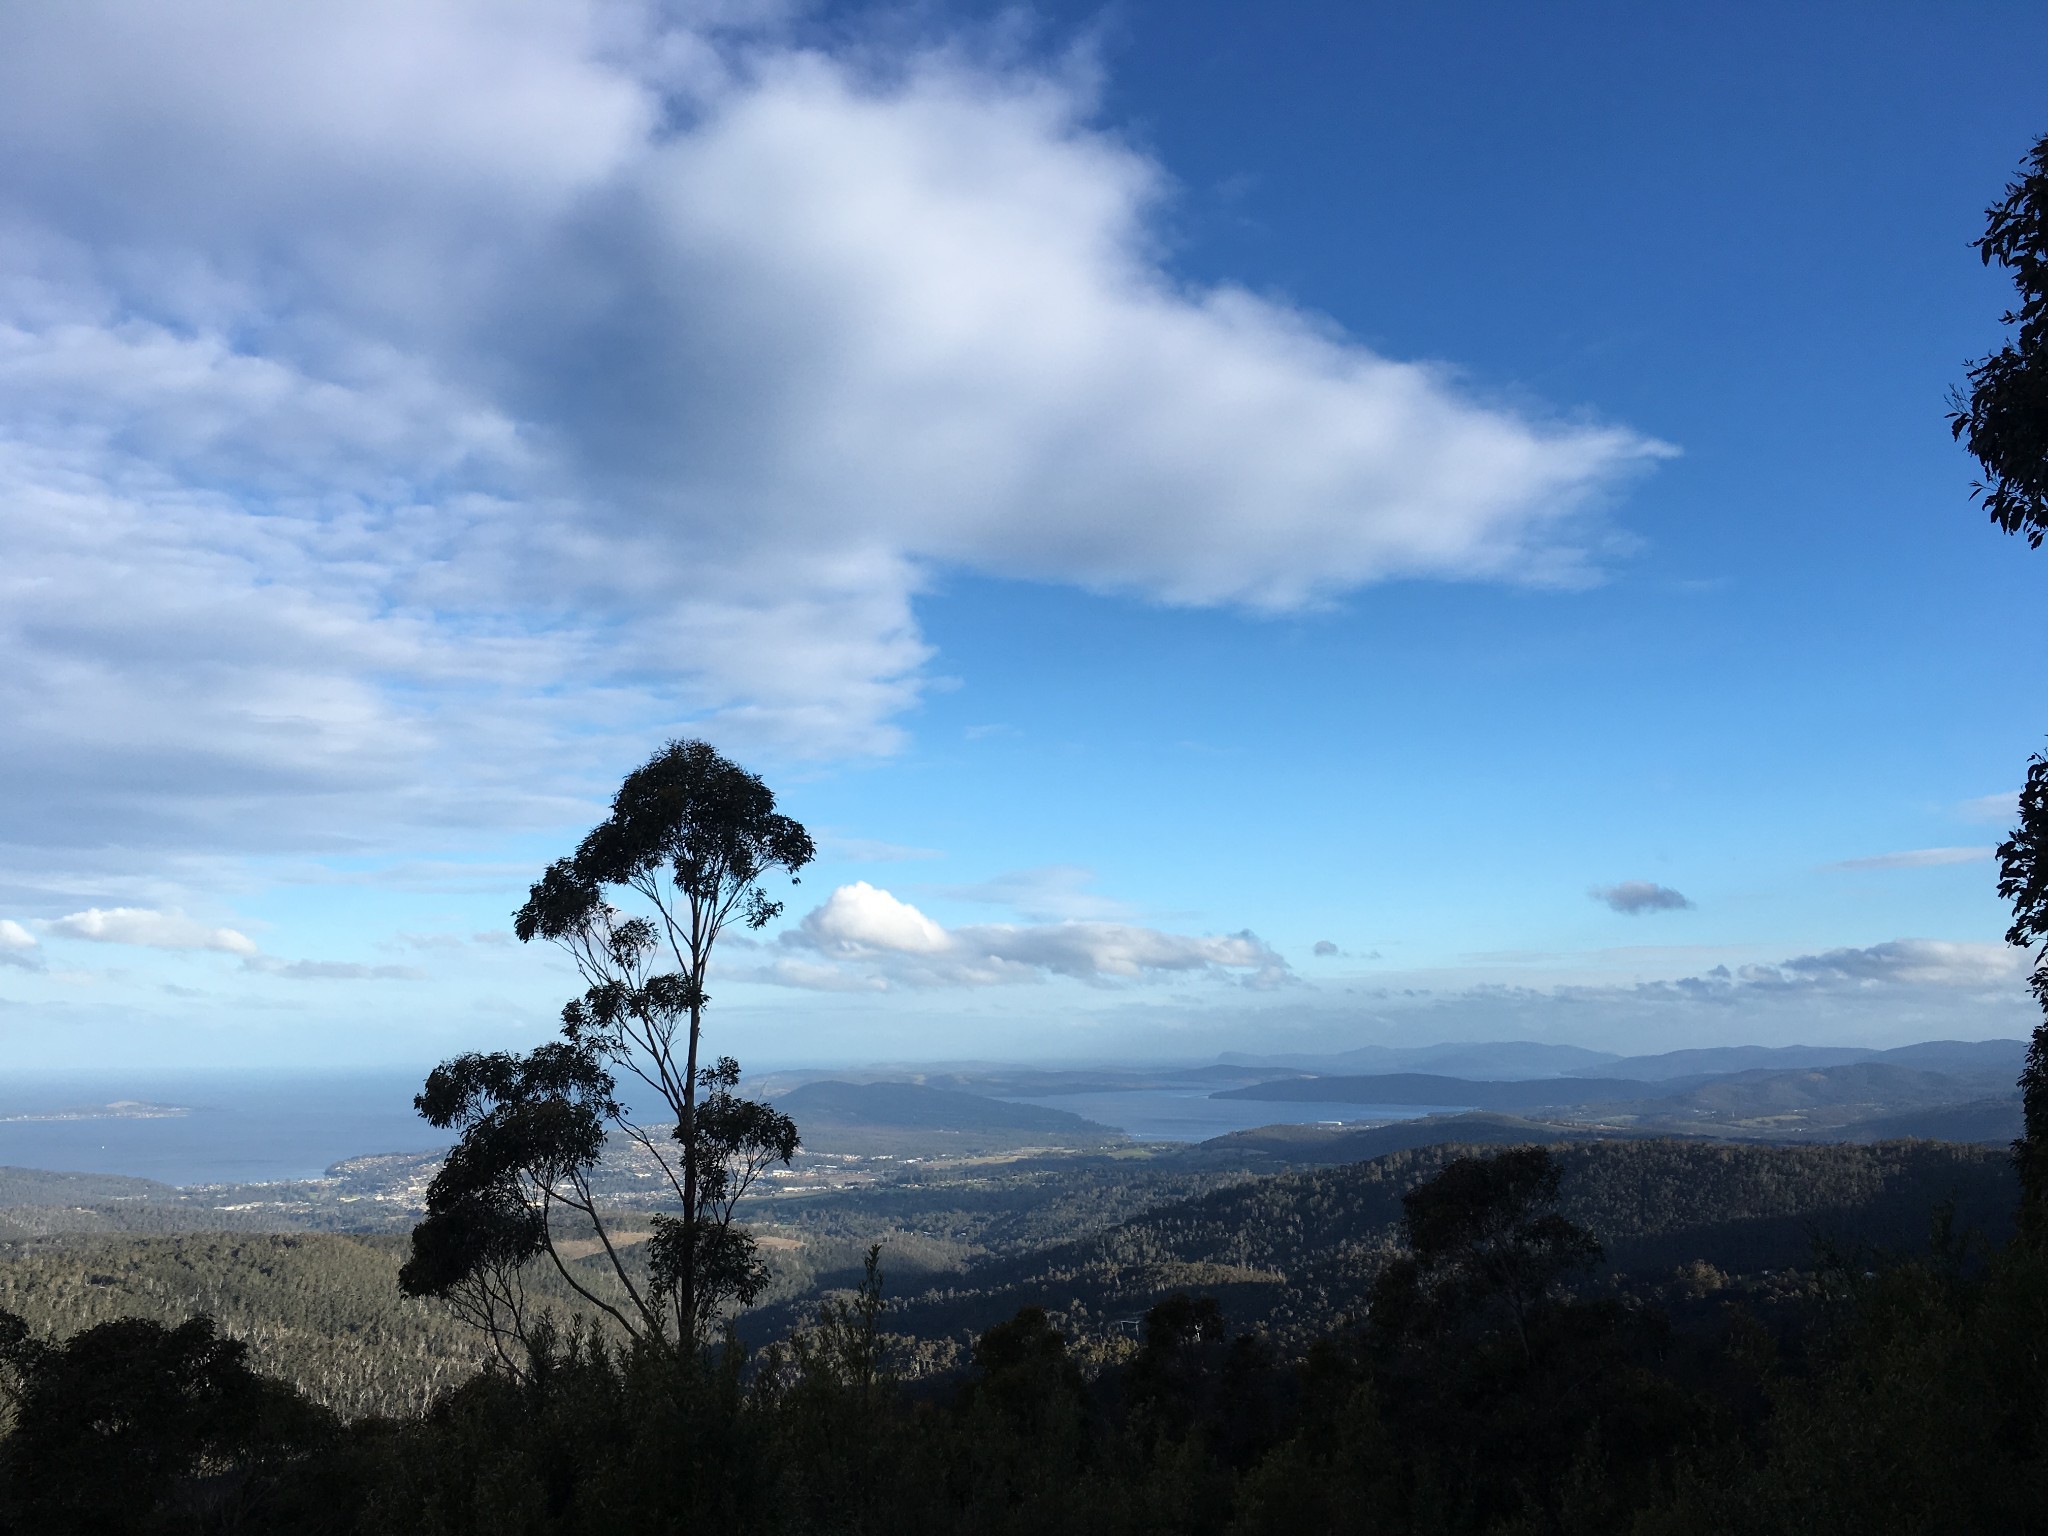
[405,739,813,1359]
[1963,133,2048,1221]
[1953,131,2048,545]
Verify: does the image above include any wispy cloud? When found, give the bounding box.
[245,958,425,982]
[1590,882,1693,915]
[0,919,40,970]
[1957,792,2020,825]
[816,834,944,864]
[939,865,1136,922]
[282,863,537,896]
[394,931,514,952]
[42,907,257,955]
[1827,846,1994,871]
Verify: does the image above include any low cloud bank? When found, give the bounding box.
[1295,937,2035,1052]
[731,881,1290,991]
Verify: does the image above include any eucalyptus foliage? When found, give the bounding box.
[404,740,812,1358]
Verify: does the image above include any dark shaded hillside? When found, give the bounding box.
[1832,1096,2024,1145]
[1201,1112,1598,1161]
[867,1138,2016,1348]
[0,1233,485,1417]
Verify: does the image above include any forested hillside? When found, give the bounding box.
[0,1133,2037,1534]
[854,1138,2015,1348]
[0,1234,546,1418]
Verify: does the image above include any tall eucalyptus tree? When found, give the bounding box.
[401,740,813,1355]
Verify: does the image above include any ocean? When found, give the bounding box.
[0,1070,445,1187]
[0,1071,1476,1187]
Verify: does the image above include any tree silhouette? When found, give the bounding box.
[1998,757,2048,1221]
[1953,131,2048,546]
[1370,1144,1602,1364]
[404,739,812,1356]
[1959,132,2048,1223]
[1366,1148,1623,1534]
[0,1310,329,1529]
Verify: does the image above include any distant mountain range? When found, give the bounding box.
[1213,1072,1673,1111]
[1211,1056,2025,1144]
[1216,1036,2027,1083]
[1575,1038,2030,1082]
[745,1038,2031,1154]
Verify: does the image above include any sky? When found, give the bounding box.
[1,0,2046,1072]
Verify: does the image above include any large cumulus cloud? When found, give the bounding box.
[0,1,1666,888]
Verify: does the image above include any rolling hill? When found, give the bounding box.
[859,1137,2018,1348]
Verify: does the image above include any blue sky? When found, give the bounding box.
[0,1,2044,1070]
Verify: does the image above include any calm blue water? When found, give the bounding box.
[0,1073,1480,1184]
[1004,1088,1474,1142]
[0,1071,447,1187]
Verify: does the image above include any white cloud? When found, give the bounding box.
[0,1,1666,878]
[753,881,1290,990]
[0,918,38,970]
[43,906,257,954]
[965,922,1287,986]
[1827,846,1994,871]
[801,881,951,955]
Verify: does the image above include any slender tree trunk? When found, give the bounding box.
[679,970,703,1340]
